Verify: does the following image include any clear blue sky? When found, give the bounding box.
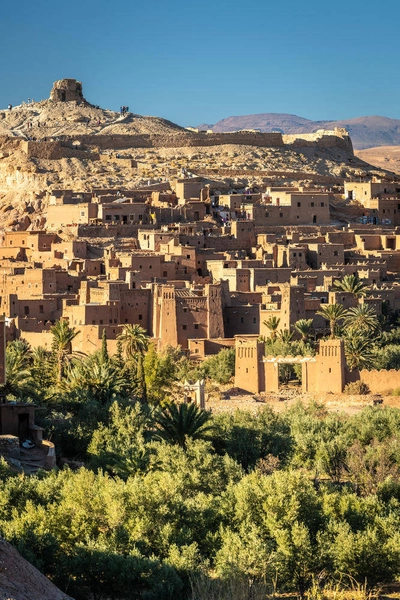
[1,0,399,126]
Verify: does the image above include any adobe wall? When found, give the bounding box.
[17,325,53,350]
[66,132,285,150]
[359,369,400,393]
[71,325,121,354]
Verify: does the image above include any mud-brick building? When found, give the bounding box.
[63,279,152,331]
[259,284,306,337]
[344,180,400,202]
[244,190,331,226]
[152,282,225,349]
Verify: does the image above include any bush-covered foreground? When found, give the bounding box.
[3,401,400,599]
[4,330,400,599]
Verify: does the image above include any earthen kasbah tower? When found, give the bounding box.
[49,78,85,104]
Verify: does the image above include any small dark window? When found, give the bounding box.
[240,317,244,323]
[297,202,301,207]
[139,314,142,320]
[311,202,314,207]
[39,305,44,314]
[194,324,199,329]
[24,306,29,315]
[183,325,187,330]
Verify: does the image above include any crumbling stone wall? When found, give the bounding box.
[21,141,99,160]
[283,128,353,154]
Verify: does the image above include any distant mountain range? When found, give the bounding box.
[196,114,400,150]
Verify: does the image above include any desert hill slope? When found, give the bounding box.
[355,145,400,174]
[202,113,400,150]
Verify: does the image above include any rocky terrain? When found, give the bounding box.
[0,78,396,231]
[0,537,73,600]
[199,113,400,150]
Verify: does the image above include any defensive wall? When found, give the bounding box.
[63,132,284,150]
[358,369,400,394]
[48,129,352,153]
[0,128,354,157]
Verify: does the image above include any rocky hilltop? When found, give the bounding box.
[0,79,396,231]
[0,79,185,140]
[200,113,400,150]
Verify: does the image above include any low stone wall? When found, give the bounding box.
[0,435,20,458]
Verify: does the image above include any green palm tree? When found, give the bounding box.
[294,319,313,342]
[333,274,366,298]
[316,303,347,339]
[343,304,380,337]
[1,349,37,400]
[344,335,375,371]
[277,328,294,343]
[153,402,212,450]
[6,339,32,362]
[60,353,128,405]
[117,324,149,362]
[263,316,281,340]
[51,319,80,382]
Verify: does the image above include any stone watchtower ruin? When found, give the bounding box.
[49,79,85,104]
